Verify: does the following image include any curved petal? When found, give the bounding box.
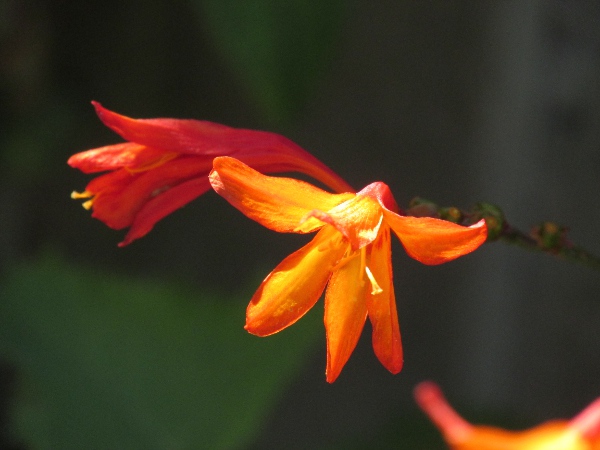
[89,155,213,230]
[384,212,487,265]
[245,226,347,336]
[298,194,383,251]
[210,157,354,233]
[365,226,403,374]
[324,247,369,383]
[119,176,212,246]
[93,101,246,156]
[93,102,353,193]
[67,143,176,174]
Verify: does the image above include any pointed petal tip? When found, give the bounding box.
[388,359,404,375]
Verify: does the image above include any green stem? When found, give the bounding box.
[406,197,600,272]
[499,223,600,271]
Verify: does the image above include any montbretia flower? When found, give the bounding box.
[68,102,351,246]
[414,381,600,450]
[209,157,487,383]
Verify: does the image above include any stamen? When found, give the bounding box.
[331,248,359,272]
[359,247,367,287]
[365,266,383,295]
[71,190,92,199]
[71,191,95,210]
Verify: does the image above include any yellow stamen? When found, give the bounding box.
[365,266,383,295]
[71,190,92,199]
[331,248,359,272]
[359,247,367,287]
[71,191,95,210]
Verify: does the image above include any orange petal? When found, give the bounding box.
[324,247,369,383]
[210,157,354,233]
[384,212,487,265]
[245,226,347,336]
[298,194,384,251]
[365,226,403,374]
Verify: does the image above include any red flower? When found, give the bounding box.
[415,381,600,449]
[68,102,352,246]
[209,157,487,382]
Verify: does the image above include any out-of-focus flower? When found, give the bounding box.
[68,102,352,246]
[414,381,600,450]
[209,157,487,382]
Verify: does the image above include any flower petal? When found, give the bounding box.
[324,247,369,383]
[93,102,353,193]
[298,195,383,250]
[93,101,251,156]
[67,143,176,174]
[88,155,213,230]
[366,225,403,374]
[119,176,212,246]
[245,226,347,336]
[210,157,354,233]
[384,212,487,265]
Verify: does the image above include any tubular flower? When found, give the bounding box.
[209,157,487,383]
[68,102,352,246]
[414,381,600,450]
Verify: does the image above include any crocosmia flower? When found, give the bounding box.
[68,102,351,246]
[209,157,487,383]
[415,381,600,450]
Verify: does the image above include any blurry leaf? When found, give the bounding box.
[0,253,321,449]
[194,0,348,123]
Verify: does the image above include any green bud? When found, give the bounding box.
[407,197,439,218]
[531,221,567,250]
[439,206,462,223]
[472,202,505,241]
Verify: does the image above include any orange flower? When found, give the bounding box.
[209,157,487,382]
[414,381,600,450]
[68,102,351,246]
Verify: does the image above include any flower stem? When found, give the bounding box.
[406,197,600,271]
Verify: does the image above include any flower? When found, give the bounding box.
[414,381,600,450]
[68,102,352,246]
[209,157,487,382]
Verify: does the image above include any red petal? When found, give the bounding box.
[119,176,212,246]
[89,155,212,230]
[92,102,352,193]
[384,212,487,265]
[245,226,347,336]
[324,247,369,383]
[67,143,175,174]
[366,226,403,374]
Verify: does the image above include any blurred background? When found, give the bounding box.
[1,0,600,448]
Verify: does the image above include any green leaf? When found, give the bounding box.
[0,253,321,449]
[194,0,348,123]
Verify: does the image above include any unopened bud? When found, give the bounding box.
[472,202,505,241]
[531,221,568,250]
[440,206,462,223]
[407,197,439,218]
